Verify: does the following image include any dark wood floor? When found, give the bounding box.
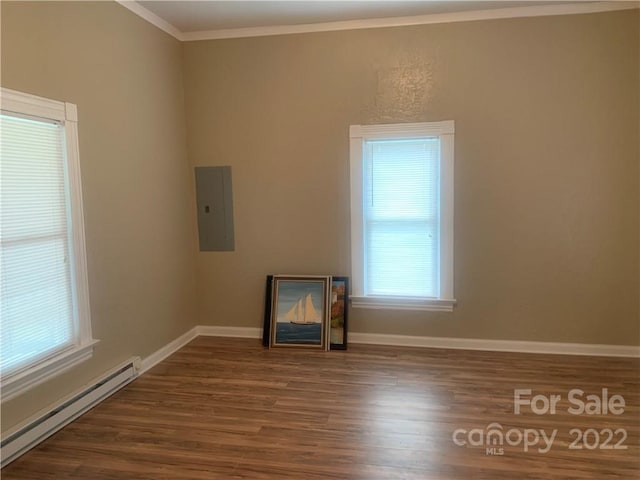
[3,337,639,479]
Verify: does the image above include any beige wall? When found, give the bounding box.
[1,1,197,432]
[183,10,640,345]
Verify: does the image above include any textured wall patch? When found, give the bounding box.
[367,58,435,123]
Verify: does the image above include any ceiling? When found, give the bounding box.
[139,1,565,33]
[124,1,634,40]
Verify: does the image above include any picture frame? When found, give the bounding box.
[269,275,331,349]
[329,276,349,350]
[262,275,274,347]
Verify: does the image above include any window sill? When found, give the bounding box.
[350,296,456,312]
[1,339,99,403]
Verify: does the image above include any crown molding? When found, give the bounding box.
[115,1,638,43]
[115,0,184,41]
[181,1,638,42]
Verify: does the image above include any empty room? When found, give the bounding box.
[1,0,638,478]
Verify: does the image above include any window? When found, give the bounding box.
[1,88,96,402]
[349,121,455,311]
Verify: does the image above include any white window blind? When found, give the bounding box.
[1,114,75,375]
[1,88,95,402]
[363,138,440,297]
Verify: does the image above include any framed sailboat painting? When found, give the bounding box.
[270,275,331,349]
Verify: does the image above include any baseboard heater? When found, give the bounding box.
[1,357,140,468]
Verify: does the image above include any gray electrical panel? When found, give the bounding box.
[195,166,235,251]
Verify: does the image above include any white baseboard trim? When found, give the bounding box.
[138,326,262,377]
[196,325,262,338]
[177,325,640,358]
[348,332,640,358]
[137,326,263,375]
[139,327,199,374]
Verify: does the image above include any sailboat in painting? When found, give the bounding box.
[284,294,321,324]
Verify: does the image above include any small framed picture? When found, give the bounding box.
[330,276,349,350]
[270,275,331,349]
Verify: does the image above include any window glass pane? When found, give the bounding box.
[365,138,439,221]
[1,113,75,375]
[1,116,67,239]
[366,222,439,297]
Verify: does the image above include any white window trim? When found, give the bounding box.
[349,121,456,312]
[1,88,97,402]
[0,340,99,403]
